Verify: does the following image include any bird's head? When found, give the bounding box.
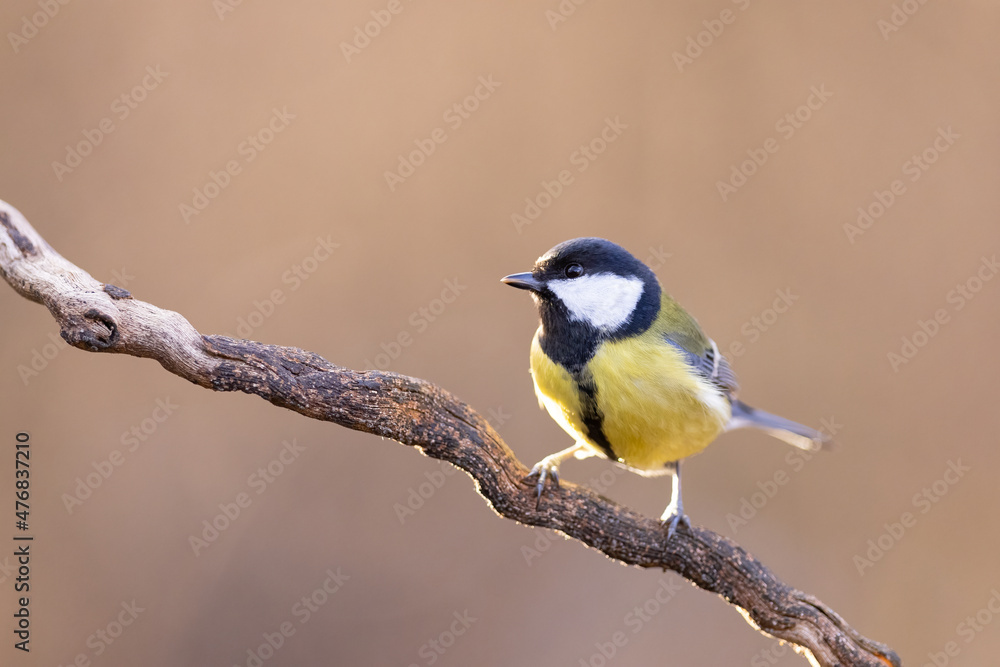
[502,237,661,340]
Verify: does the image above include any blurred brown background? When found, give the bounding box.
[1,2,998,665]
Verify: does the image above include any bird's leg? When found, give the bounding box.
[659,460,692,539]
[523,443,585,507]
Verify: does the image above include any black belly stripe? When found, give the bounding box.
[574,371,616,460]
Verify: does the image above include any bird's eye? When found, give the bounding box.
[564,263,584,279]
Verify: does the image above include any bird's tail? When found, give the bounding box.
[727,399,833,452]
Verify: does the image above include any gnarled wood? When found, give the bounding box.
[0,199,899,667]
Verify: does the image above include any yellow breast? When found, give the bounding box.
[529,327,730,472]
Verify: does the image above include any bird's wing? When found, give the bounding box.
[664,335,740,396]
[657,296,739,396]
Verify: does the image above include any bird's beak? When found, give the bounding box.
[501,272,544,292]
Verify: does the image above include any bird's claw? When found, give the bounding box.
[661,512,691,540]
[523,461,561,508]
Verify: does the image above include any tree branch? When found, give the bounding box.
[0,200,899,667]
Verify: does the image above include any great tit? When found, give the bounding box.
[502,237,831,537]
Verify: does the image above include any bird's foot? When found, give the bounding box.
[522,456,564,508]
[660,501,692,540]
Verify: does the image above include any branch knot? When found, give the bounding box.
[61,307,120,350]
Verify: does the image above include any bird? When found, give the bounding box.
[501,237,831,538]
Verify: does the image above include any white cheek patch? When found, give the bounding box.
[548,273,644,330]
